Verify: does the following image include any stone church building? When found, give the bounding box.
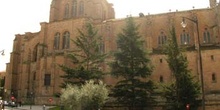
[4,0,220,109]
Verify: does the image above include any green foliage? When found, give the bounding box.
[162,26,201,110]
[110,17,155,109]
[60,80,109,110]
[60,22,107,88]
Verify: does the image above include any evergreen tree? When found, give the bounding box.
[110,17,155,109]
[163,26,200,110]
[60,22,107,88]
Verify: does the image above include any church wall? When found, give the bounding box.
[202,49,220,92]
[30,18,89,104]
[4,63,11,101]
[5,0,220,108]
[150,54,172,84]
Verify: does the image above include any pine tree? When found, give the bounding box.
[110,17,155,109]
[163,26,200,110]
[60,22,107,88]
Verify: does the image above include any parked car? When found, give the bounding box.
[8,101,18,107]
[3,101,9,106]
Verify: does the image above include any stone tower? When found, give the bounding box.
[49,0,115,22]
[210,0,217,8]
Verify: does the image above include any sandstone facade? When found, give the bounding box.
[4,0,220,109]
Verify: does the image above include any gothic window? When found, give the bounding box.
[103,10,106,20]
[64,4,70,18]
[203,28,211,43]
[160,75,164,83]
[99,41,105,54]
[72,0,77,17]
[212,73,216,83]
[33,44,38,62]
[44,74,51,86]
[21,44,25,51]
[28,50,31,62]
[158,31,167,45]
[62,31,70,49]
[97,4,102,18]
[13,40,17,51]
[41,45,45,57]
[54,32,60,50]
[79,1,84,15]
[180,30,190,45]
[33,72,36,80]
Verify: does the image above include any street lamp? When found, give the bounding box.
[0,50,4,56]
[181,16,205,110]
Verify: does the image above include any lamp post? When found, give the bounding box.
[0,50,4,56]
[181,16,205,110]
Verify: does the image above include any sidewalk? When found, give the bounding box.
[4,105,55,110]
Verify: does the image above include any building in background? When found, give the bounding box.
[0,71,6,100]
[4,0,220,109]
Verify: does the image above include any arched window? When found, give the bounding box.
[212,73,217,83]
[79,1,84,15]
[33,44,39,62]
[62,31,70,49]
[72,0,77,17]
[180,30,190,45]
[203,28,211,43]
[44,74,51,86]
[64,4,69,18]
[54,32,60,50]
[99,41,105,54]
[28,49,31,62]
[97,4,102,18]
[40,44,45,57]
[158,31,167,46]
[33,72,36,80]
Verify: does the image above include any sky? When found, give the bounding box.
[0,0,212,72]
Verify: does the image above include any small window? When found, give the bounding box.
[160,58,163,63]
[212,73,217,83]
[203,28,211,43]
[33,72,36,80]
[44,74,51,86]
[211,55,214,61]
[160,76,164,83]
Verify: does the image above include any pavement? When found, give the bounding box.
[3,105,55,110]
